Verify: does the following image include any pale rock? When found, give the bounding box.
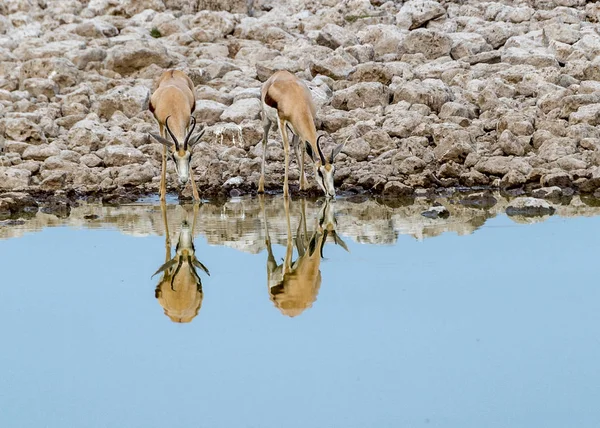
[357,25,407,60]
[475,156,512,176]
[391,79,453,112]
[98,146,146,167]
[1,118,46,144]
[433,129,473,163]
[330,82,389,111]
[498,130,525,156]
[497,113,534,136]
[316,24,358,49]
[194,100,228,126]
[500,170,527,188]
[439,102,476,119]
[342,138,370,161]
[220,98,261,124]
[350,61,412,85]
[188,11,235,42]
[396,156,426,175]
[80,153,103,167]
[476,22,521,49]
[396,1,446,30]
[543,22,581,45]
[123,0,166,16]
[569,104,600,126]
[537,138,577,162]
[0,167,31,191]
[532,186,562,199]
[22,78,58,99]
[152,12,188,37]
[74,19,118,38]
[309,54,355,80]
[573,34,600,61]
[382,112,425,138]
[449,32,492,59]
[105,40,172,74]
[95,86,150,119]
[19,58,80,90]
[398,29,452,59]
[67,48,107,70]
[197,0,248,13]
[344,44,375,63]
[113,163,156,187]
[506,197,555,217]
[502,48,559,68]
[22,144,61,161]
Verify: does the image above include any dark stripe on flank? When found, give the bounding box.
[149,100,155,113]
[264,91,278,109]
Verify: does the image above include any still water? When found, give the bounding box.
[1,194,600,428]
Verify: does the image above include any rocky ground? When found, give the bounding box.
[1,0,600,204]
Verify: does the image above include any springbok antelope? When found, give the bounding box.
[259,70,346,199]
[152,203,210,323]
[262,196,349,317]
[149,70,205,201]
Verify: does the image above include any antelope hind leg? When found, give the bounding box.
[259,115,271,194]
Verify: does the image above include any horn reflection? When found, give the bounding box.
[262,196,349,317]
[153,202,210,323]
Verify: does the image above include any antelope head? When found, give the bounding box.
[314,198,349,258]
[150,116,205,186]
[152,217,210,323]
[305,135,346,199]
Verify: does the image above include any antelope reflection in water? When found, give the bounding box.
[263,197,349,317]
[152,203,210,323]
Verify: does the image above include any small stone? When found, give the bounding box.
[421,205,449,219]
[506,197,556,217]
[532,186,562,199]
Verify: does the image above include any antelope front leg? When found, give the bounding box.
[190,169,201,202]
[277,117,290,198]
[159,123,167,202]
[259,115,271,194]
[282,196,293,273]
[160,198,171,261]
[292,134,307,191]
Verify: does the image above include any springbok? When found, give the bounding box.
[262,196,349,317]
[259,70,345,198]
[153,203,210,323]
[149,70,205,201]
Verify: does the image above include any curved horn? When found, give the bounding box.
[316,134,326,165]
[183,116,197,150]
[320,230,329,258]
[165,116,179,149]
[170,257,184,290]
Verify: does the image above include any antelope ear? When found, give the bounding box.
[333,232,350,252]
[149,133,173,147]
[192,258,210,276]
[305,141,316,162]
[188,129,205,147]
[330,142,346,162]
[151,259,178,277]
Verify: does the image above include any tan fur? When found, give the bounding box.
[263,198,345,317]
[259,70,342,197]
[149,70,200,201]
[156,253,203,323]
[154,203,208,323]
[261,70,318,147]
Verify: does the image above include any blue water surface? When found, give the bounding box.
[1,212,599,428]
